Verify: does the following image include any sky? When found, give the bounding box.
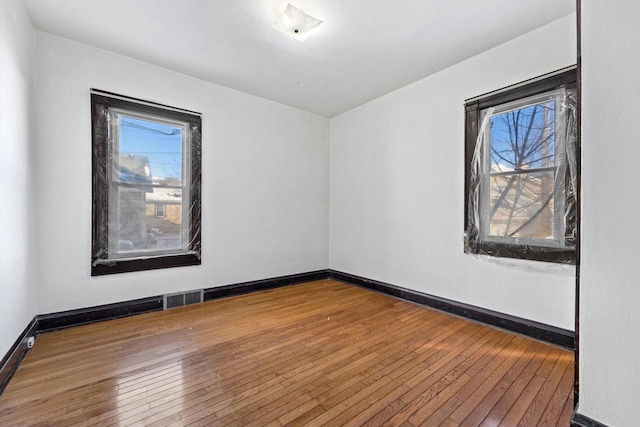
[489,100,556,171]
[119,116,183,181]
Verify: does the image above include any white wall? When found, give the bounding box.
[0,0,37,356]
[34,32,329,314]
[330,15,577,330]
[580,1,640,424]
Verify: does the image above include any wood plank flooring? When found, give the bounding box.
[0,279,574,426]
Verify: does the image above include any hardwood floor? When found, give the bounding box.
[0,280,574,426]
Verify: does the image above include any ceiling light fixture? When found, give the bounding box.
[273,3,323,41]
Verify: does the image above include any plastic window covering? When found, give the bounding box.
[91,91,201,274]
[465,85,577,264]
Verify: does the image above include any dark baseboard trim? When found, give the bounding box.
[572,412,609,427]
[36,270,331,333]
[2,267,575,397]
[328,270,575,349]
[0,317,37,395]
[37,296,163,333]
[22,270,332,335]
[0,270,330,397]
[204,270,330,301]
[1,296,163,395]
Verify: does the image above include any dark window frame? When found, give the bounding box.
[91,90,202,276]
[464,68,578,264]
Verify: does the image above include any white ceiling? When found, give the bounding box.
[23,0,575,118]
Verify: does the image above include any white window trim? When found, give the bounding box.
[107,108,192,260]
[478,88,570,249]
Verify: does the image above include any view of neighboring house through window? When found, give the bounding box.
[464,68,578,263]
[91,91,202,275]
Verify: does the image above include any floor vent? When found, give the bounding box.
[163,289,204,310]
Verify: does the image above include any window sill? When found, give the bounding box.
[466,241,575,265]
[91,253,201,276]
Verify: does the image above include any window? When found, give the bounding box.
[91,90,202,275]
[155,203,165,218]
[464,68,577,264]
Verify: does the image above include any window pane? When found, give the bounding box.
[489,100,555,172]
[113,114,187,256]
[146,189,183,250]
[119,116,183,183]
[488,171,556,240]
[116,186,149,253]
[116,186,183,253]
